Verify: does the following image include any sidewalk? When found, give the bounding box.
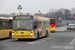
[56,25,67,31]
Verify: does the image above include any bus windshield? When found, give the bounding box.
[13,20,33,30]
[50,19,55,24]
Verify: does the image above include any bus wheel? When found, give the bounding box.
[37,32,40,39]
[18,39,21,41]
[45,30,48,37]
[9,32,12,39]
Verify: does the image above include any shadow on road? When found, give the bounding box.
[12,36,48,42]
[0,37,9,41]
[51,31,56,33]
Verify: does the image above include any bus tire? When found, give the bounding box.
[9,31,12,39]
[45,30,48,37]
[18,39,21,41]
[37,32,40,39]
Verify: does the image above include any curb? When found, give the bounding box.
[55,31,75,33]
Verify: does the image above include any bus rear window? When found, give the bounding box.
[50,19,55,24]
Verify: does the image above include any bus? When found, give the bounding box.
[0,17,12,39]
[50,18,56,32]
[12,15,50,40]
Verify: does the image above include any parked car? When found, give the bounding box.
[67,24,75,30]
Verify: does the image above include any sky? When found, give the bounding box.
[0,0,75,14]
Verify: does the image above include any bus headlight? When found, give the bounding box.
[13,34,16,35]
[13,34,15,35]
[31,33,33,35]
[29,33,33,35]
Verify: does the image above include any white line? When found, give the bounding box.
[0,41,7,43]
[27,42,35,44]
[37,37,54,44]
[2,41,7,42]
[70,39,75,45]
[0,39,12,43]
[27,37,54,44]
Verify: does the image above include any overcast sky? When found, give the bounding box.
[0,0,75,14]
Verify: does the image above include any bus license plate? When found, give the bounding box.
[21,36,24,38]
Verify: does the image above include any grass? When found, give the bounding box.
[56,24,61,27]
[56,24,65,27]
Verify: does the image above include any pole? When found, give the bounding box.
[19,10,20,15]
[17,5,22,15]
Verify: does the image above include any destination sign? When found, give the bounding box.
[13,16,33,19]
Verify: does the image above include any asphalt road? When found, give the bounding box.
[0,32,75,50]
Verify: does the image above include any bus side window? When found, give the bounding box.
[0,21,1,29]
[2,22,6,29]
[9,20,12,29]
[39,21,42,28]
[33,20,36,29]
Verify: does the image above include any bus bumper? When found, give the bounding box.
[12,34,38,39]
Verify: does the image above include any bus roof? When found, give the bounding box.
[0,17,12,20]
[13,15,49,20]
[13,15,33,17]
[38,16,49,20]
[50,18,56,19]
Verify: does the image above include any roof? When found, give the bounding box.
[13,15,49,20]
[69,24,75,25]
[0,17,12,20]
[35,16,49,20]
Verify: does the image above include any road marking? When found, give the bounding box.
[27,42,35,44]
[27,37,54,44]
[37,37,54,44]
[70,39,75,45]
[0,39,12,43]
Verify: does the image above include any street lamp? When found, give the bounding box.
[38,10,41,16]
[17,5,22,14]
[38,10,40,13]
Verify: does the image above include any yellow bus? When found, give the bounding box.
[0,17,12,39]
[50,18,56,32]
[12,15,50,40]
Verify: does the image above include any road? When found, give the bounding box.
[56,25,67,31]
[0,32,75,50]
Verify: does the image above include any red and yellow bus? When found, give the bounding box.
[50,18,56,32]
[0,17,12,39]
[12,15,50,40]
